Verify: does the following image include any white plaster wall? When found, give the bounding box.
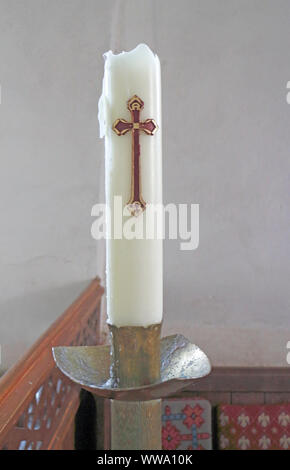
[0,0,289,370]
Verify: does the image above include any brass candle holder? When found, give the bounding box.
[52,322,211,450]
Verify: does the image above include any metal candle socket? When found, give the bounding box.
[52,326,211,449]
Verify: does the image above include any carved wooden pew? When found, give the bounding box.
[0,278,104,450]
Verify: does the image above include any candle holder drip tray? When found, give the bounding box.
[53,334,211,402]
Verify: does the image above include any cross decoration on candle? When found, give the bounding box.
[112,95,158,217]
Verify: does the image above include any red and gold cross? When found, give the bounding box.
[112,95,158,217]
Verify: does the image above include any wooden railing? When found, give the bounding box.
[0,278,104,450]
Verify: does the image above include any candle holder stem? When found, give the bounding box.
[110,398,161,450]
[108,323,162,449]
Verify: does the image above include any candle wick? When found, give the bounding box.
[110,0,124,54]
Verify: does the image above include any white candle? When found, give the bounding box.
[98,44,163,327]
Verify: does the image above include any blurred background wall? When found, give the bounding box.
[0,0,289,371]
